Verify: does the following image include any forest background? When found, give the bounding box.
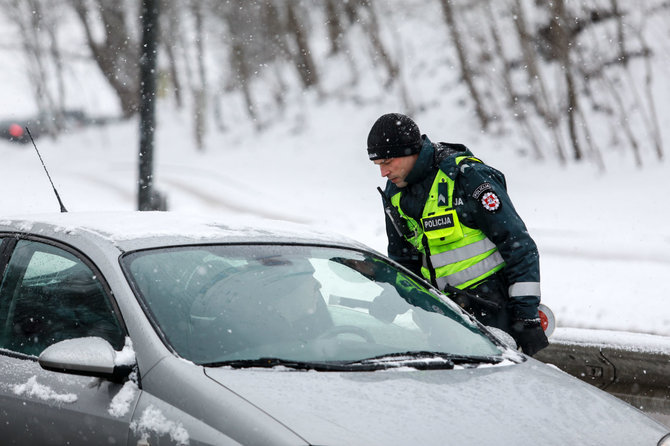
[1,0,667,167]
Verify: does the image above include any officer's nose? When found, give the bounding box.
[379,165,390,177]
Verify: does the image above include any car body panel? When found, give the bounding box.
[205,359,667,446]
[138,356,307,445]
[0,351,135,445]
[130,389,248,446]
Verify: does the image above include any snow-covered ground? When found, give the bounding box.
[0,99,668,341]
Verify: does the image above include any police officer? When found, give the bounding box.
[368,113,548,355]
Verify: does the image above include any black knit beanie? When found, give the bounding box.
[367,113,422,160]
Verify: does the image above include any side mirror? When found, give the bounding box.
[39,337,134,382]
[486,326,518,350]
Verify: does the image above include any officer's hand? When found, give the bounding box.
[510,318,549,356]
[369,283,408,323]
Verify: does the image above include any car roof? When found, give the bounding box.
[0,211,370,253]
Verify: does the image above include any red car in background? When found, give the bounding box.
[0,110,91,144]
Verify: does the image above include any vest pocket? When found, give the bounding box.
[422,209,463,242]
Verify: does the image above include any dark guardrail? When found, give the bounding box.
[534,328,670,428]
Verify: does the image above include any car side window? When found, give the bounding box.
[0,240,125,356]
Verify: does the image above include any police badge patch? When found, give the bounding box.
[471,182,492,200]
[480,191,501,212]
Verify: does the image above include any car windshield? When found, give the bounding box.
[122,244,503,366]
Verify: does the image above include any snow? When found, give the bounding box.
[130,405,190,446]
[108,340,139,418]
[0,210,356,247]
[108,378,138,418]
[12,375,77,404]
[114,337,136,366]
[108,339,139,419]
[551,328,670,354]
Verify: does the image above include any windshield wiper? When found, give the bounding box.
[346,351,504,369]
[203,352,503,372]
[203,357,388,372]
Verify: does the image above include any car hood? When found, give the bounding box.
[205,358,667,445]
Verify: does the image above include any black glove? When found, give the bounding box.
[369,283,409,323]
[510,318,549,356]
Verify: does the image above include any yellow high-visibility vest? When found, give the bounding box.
[390,157,505,290]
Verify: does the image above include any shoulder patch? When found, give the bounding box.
[480,191,501,212]
[471,182,493,200]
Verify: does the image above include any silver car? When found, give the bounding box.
[0,212,667,445]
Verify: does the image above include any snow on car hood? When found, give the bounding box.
[205,359,667,445]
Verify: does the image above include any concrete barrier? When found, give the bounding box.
[534,328,670,428]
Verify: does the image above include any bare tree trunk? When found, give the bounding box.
[439,0,489,131]
[565,74,582,162]
[609,0,660,162]
[512,0,567,163]
[484,0,543,159]
[2,0,58,132]
[322,0,361,89]
[70,0,140,118]
[602,72,643,167]
[391,35,414,115]
[161,0,184,108]
[643,47,663,161]
[220,2,259,125]
[357,0,398,87]
[632,13,664,161]
[163,39,183,108]
[324,0,344,55]
[576,104,605,172]
[260,1,290,112]
[285,0,319,89]
[551,0,584,161]
[231,40,258,125]
[191,0,207,150]
[324,2,360,89]
[28,0,59,128]
[42,0,67,120]
[611,0,627,66]
[617,53,663,163]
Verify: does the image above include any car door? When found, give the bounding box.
[0,237,139,445]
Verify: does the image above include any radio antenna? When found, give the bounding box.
[26,127,68,213]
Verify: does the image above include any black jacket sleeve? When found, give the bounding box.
[455,161,541,320]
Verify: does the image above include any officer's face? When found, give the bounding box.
[374,154,418,188]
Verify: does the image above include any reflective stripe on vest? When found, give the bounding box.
[435,251,505,289]
[391,157,505,290]
[424,237,497,268]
